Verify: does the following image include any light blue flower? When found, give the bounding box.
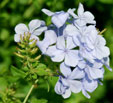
[46,36,81,67]
[65,24,97,47]
[78,60,104,80]
[68,3,96,27]
[81,76,98,98]
[14,19,47,42]
[42,9,69,28]
[91,35,110,59]
[79,35,110,62]
[55,62,84,98]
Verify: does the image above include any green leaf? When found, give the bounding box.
[10,66,26,78]
[37,63,47,69]
[36,68,48,76]
[31,98,48,103]
[36,63,49,76]
[0,77,8,92]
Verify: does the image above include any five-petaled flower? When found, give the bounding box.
[14,19,47,42]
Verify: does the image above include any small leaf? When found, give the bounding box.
[36,68,48,76]
[37,63,47,69]
[36,63,48,76]
[10,66,26,78]
[0,77,8,92]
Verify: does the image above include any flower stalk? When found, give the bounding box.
[23,79,38,103]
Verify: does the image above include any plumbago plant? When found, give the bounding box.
[4,3,111,103]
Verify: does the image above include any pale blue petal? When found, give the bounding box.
[68,80,82,93]
[67,8,78,18]
[78,60,86,69]
[83,79,98,93]
[66,36,76,49]
[69,67,85,79]
[51,50,65,62]
[37,40,50,54]
[56,36,65,50]
[87,66,103,79]
[97,35,106,46]
[83,11,96,24]
[93,46,110,59]
[15,23,28,34]
[37,30,57,54]
[65,50,80,67]
[52,12,69,28]
[60,62,71,77]
[73,35,81,46]
[77,3,84,16]
[62,88,71,98]
[44,30,57,45]
[28,19,41,33]
[82,89,90,99]
[42,9,54,16]
[75,19,86,27]
[33,27,47,36]
[55,81,62,95]
[65,24,79,36]
[46,46,57,56]
[14,34,22,42]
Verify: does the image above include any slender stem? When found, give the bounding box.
[23,80,38,103]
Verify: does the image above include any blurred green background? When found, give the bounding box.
[0,0,113,103]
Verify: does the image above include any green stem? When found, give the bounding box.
[23,80,38,103]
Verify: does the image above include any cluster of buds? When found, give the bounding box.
[14,32,52,82]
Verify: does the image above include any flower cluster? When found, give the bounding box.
[14,3,112,99]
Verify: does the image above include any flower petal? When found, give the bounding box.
[15,23,28,34]
[14,34,22,42]
[65,24,79,36]
[68,8,77,18]
[77,3,84,16]
[60,62,71,77]
[62,88,71,99]
[68,80,82,93]
[69,67,85,79]
[83,79,98,93]
[52,12,69,28]
[51,50,65,62]
[47,46,65,62]
[78,60,86,69]
[83,11,96,24]
[93,46,110,59]
[87,67,103,79]
[42,9,54,16]
[33,27,47,36]
[56,36,65,50]
[37,30,57,54]
[46,46,57,56]
[66,36,76,49]
[37,40,50,54]
[28,19,42,33]
[44,30,57,45]
[82,89,90,99]
[55,80,62,95]
[65,50,80,67]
